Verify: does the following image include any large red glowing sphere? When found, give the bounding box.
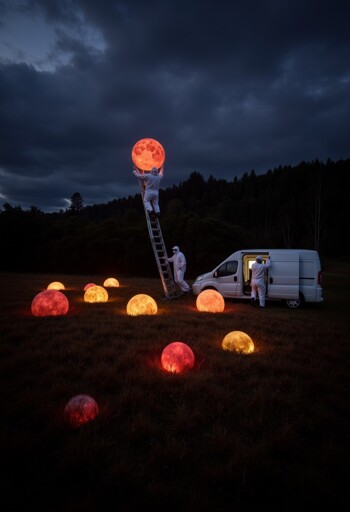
[64,394,99,428]
[47,281,65,290]
[222,331,255,354]
[31,290,69,316]
[103,277,120,287]
[131,138,165,171]
[84,285,108,303]
[196,289,225,312]
[126,294,158,316]
[161,342,195,374]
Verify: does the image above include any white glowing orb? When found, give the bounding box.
[126,294,158,316]
[47,281,65,290]
[222,331,255,354]
[196,289,225,312]
[31,290,69,316]
[64,394,99,428]
[84,285,108,303]
[103,277,120,287]
[161,342,195,374]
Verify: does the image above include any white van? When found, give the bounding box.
[192,249,323,308]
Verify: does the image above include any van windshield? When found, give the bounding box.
[216,260,238,277]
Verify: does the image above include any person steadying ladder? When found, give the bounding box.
[167,246,191,295]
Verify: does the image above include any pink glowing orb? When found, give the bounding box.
[161,342,195,374]
[103,277,120,287]
[131,138,165,171]
[84,282,96,291]
[31,289,69,316]
[64,394,99,429]
[222,331,255,354]
[47,281,65,290]
[196,289,225,312]
[84,285,108,303]
[126,294,158,316]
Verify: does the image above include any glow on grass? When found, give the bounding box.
[64,394,99,428]
[161,342,195,374]
[84,285,108,303]
[47,281,65,290]
[196,289,225,312]
[126,294,158,316]
[31,290,69,316]
[103,277,120,287]
[222,331,255,354]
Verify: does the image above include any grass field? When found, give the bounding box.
[1,262,349,512]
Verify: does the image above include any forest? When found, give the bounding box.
[1,158,348,278]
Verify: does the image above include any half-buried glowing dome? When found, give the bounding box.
[196,289,225,312]
[161,342,195,374]
[31,289,69,316]
[84,285,108,303]
[47,281,65,290]
[64,394,99,429]
[84,282,96,291]
[126,294,158,316]
[103,277,120,287]
[222,331,255,354]
[132,138,165,171]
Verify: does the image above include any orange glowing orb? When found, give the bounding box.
[84,282,96,291]
[161,342,195,374]
[84,285,108,303]
[31,289,69,316]
[103,277,120,287]
[131,138,165,171]
[222,331,255,354]
[47,281,65,290]
[196,289,225,312]
[126,294,158,316]
[64,394,99,429]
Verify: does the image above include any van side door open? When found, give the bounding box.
[267,251,299,299]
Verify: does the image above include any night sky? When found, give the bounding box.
[1,0,349,212]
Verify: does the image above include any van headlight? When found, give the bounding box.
[195,275,203,282]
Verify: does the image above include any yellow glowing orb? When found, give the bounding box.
[126,294,158,316]
[47,281,65,290]
[196,289,225,312]
[64,394,99,429]
[222,331,255,354]
[84,285,108,303]
[84,282,96,291]
[31,290,69,316]
[131,138,165,171]
[161,342,195,374]
[103,277,120,287]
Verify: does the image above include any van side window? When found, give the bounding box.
[216,260,238,277]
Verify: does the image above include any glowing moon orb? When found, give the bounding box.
[103,277,120,287]
[131,138,165,171]
[196,289,225,313]
[222,331,255,354]
[64,394,99,429]
[126,294,158,316]
[84,285,108,303]
[161,342,195,374]
[31,290,69,316]
[47,281,65,290]
[84,282,96,291]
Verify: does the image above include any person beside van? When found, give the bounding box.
[251,255,271,308]
[167,246,191,294]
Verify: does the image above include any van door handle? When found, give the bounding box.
[234,276,237,282]
[269,277,273,284]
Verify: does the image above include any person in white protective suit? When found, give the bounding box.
[167,246,191,294]
[133,166,163,218]
[250,255,271,307]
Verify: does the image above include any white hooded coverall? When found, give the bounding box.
[133,168,163,214]
[251,256,271,307]
[167,247,191,292]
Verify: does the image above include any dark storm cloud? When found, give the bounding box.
[1,0,349,211]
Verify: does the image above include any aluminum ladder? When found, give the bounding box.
[137,179,178,300]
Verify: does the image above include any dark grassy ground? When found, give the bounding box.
[0,261,349,512]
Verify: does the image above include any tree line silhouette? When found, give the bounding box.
[1,158,348,278]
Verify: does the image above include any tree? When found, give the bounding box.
[69,192,84,212]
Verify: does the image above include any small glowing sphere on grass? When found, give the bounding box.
[47,281,65,290]
[84,285,108,303]
[84,282,96,291]
[161,342,195,374]
[64,394,99,429]
[126,294,158,316]
[31,290,69,316]
[222,331,255,354]
[103,277,120,287]
[132,138,165,171]
[196,289,225,312]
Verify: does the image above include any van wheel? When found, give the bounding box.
[285,298,300,309]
